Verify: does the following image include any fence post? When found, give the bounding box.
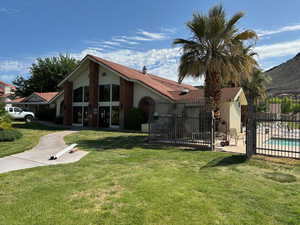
[211,110,215,151]
[246,96,256,158]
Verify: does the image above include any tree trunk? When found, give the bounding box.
[204,71,222,114]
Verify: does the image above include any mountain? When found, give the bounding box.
[265,53,300,96]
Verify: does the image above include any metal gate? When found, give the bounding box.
[149,101,215,150]
[246,96,300,159]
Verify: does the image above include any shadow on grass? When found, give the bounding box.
[75,135,183,151]
[201,154,247,169]
[12,122,64,131]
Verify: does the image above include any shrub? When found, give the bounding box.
[0,102,12,129]
[124,108,146,130]
[0,129,23,142]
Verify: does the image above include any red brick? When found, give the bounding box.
[63,81,73,125]
[120,77,133,128]
[88,60,99,127]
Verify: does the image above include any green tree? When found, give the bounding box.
[13,54,79,97]
[242,69,271,102]
[173,5,257,114]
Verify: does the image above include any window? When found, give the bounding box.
[84,86,89,102]
[73,107,83,124]
[112,84,120,101]
[73,87,83,102]
[99,85,110,102]
[14,107,22,112]
[9,108,13,112]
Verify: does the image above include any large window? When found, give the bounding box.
[112,84,120,101]
[99,85,110,102]
[73,87,83,102]
[73,107,83,124]
[84,86,89,102]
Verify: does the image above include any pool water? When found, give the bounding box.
[266,138,300,147]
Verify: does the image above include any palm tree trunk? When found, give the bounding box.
[204,71,222,114]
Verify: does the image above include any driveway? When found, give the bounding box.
[0,130,88,174]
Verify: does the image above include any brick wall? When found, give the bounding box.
[120,77,134,128]
[88,60,99,127]
[63,81,73,125]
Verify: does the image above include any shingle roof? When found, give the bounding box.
[169,87,242,102]
[87,55,198,101]
[60,54,243,103]
[33,92,59,102]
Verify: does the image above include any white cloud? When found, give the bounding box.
[255,39,300,59]
[86,29,174,51]
[137,30,168,40]
[71,46,201,85]
[0,60,29,72]
[257,24,300,37]
[0,7,19,14]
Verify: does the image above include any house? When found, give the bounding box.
[0,81,16,102]
[57,54,247,132]
[7,92,62,120]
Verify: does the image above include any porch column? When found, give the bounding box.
[63,81,73,125]
[120,77,134,129]
[88,60,99,127]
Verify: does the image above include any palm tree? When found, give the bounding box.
[242,69,271,102]
[174,5,257,114]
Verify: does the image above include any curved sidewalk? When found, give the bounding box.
[0,130,88,174]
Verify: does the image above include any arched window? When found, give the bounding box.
[138,97,155,121]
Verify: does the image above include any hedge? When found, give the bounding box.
[0,129,23,142]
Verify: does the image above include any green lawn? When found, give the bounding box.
[0,122,64,157]
[0,130,300,225]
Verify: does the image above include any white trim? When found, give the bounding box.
[233,88,248,105]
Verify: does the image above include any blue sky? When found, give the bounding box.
[1,0,300,85]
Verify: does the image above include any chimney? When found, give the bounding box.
[142,66,147,74]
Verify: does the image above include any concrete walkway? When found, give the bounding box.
[0,130,88,174]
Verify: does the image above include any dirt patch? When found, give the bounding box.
[263,172,297,183]
[70,184,124,212]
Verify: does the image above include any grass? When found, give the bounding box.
[0,122,64,157]
[0,130,299,225]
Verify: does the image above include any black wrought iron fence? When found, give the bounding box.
[149,100,215,149]
[247,95,300,159]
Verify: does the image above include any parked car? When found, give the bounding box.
[5,106,35,122]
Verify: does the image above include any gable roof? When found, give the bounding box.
[20,92,60,104]
[58,54,198,101]
[58,54,246,104]
[33,92,59,102]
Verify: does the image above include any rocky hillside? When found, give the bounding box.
[265,53,300,95]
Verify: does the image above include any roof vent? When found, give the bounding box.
[180,88,190,95]
[142,66,147,74]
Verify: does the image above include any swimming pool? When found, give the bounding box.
[266,138,300,147]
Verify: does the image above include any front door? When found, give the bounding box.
[99,106,110,128]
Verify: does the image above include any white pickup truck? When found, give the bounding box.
[5,106,35,122]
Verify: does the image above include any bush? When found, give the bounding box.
[0,102,12,129]
[124,108,146,130]
[0,129,23,142]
